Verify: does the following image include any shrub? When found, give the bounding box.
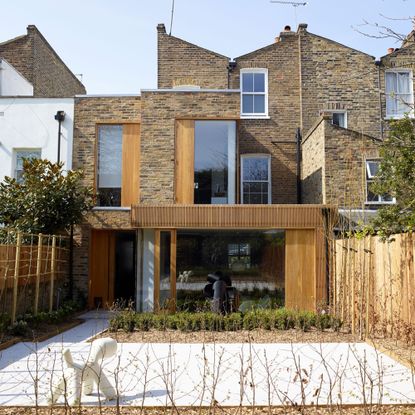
[296,311,316,332]
[8,320,29,337]
[133,313,153,332]
[224,313,242,331]
[274,308,296,330]
[315,312,332,331]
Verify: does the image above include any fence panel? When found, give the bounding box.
[0,230,69,323]
[334,233,415,341]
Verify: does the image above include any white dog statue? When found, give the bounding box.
[47,337,117,405]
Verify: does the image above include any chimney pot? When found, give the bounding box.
[387,47,395,54]
[284,25,291,32]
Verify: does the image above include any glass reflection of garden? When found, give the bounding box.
[176,230,285,312]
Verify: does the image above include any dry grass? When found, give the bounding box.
[1,405,415,415]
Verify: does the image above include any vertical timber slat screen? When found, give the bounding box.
[0,229,69,323]
[334,233,415,341]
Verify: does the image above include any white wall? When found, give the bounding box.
[0,97,74,179]
[0,59,33,96]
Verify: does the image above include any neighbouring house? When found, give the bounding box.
[0,25,86,180]
[72,23,415,312]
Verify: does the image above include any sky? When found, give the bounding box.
[2,0,414,94]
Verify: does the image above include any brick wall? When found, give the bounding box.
[299,28,381,139]
[302,115,380,208]
[72,95,141,297]
[301,117,325,204]
[0,25,85,97]
[140,90,240,203]
[233,31,301,203]
[157,24,230,89]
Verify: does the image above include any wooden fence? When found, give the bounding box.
[0,229,69,323]
[333,233,415,341]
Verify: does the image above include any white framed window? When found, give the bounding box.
[365,159,396,204]
[241,154,271,204]
[240,68,268,118]
[331,111,347,128]
[385,70,414,118]
[13,149,41,183]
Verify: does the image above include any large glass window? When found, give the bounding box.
[194,121,236,204]
[365,160,395,204]
[176,230,285,311]
[13,149,41,183]
[97,125,123,206]
[241,155,271,204]
[241,69,268,117]
[385,70,414,118]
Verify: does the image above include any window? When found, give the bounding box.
[97,125,123,206]
[365,160,395,204]
[194,121,236,204]
[240,69,268,117]
[241,155,271,204]
[228,243,251,271]
[331,111,347,128]
[13,149,41,183]
[385,70,414,118]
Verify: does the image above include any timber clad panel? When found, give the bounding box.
[89,231,111,308]
[121,124,141,207]
[175,120,195,204]
[285,230,316,311]
[131,204,333,229]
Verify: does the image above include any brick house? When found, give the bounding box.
[0,25,86,181]
[72,23,415,312]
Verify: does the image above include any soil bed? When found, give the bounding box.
[99,328,360,343]
[0,318,83,349]
[1,405,415,415]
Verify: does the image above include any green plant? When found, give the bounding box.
[315,312,332,331]
[223,313,242,331]
[0,159,94,234]
[296,311,316,332]
[274,308,296,330]
[8,320,29,337]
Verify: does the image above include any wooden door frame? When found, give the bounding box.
[154,229,177,312]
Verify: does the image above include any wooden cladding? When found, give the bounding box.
[285,229,317,311]
[121,124,141,207]
[175,120,195,204]
[131,204,334,229]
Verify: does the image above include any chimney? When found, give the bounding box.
[157,23,166,34]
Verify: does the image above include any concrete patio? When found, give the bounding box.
[0,311,414,407]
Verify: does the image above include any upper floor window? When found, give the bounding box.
[13,149,41,183]
[365,160,395,204]
[97,125,123,207]
[331,111,347,128]
[240,69,268,118]
[385,70,414,118]
[241,154,271,204]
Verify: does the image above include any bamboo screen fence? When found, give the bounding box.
[0,228,69,323]
[333,233,415,341]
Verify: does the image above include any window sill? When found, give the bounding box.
[385,114,414,120]
[365,201,396,205]
[240,115,270,120]
[92,206,131,211]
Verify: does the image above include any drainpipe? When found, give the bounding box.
[296,127,302,204]
[322,207,331,306]
[375,60,384,140]
[54,110,65,163]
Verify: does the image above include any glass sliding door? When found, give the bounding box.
[194,121,236,204]
[154,230,176,311]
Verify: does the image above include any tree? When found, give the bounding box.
[370,117,415,237]
[0,159,94,234]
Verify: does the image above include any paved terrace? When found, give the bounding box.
[0,311,414,407]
